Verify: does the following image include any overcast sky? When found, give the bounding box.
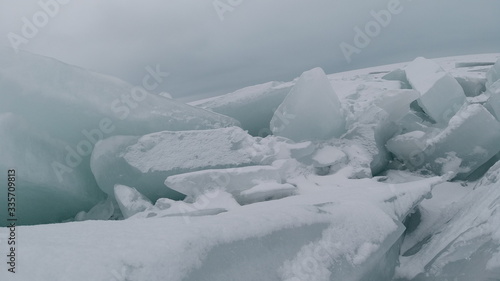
[0,0,499,100]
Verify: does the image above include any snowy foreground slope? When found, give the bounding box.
[2,50,500,280]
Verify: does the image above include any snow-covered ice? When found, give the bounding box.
[114,184,154,219]
[90,127,273,201]
[342,89,420,176]
[91,126,311,202]
[312,146,347,175]
[3,51,500,280]
[165,165,283,202]
[0,170,443,281]
[238,182,296,205]
[387,104,500,179]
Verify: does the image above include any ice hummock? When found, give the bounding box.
[270,67,346,141]
[342,89,420,176]
[90,127,303,202]
[404,57,467,124]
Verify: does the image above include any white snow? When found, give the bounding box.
[0,172,443,281]
[312,146,347,168]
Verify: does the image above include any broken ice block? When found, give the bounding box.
[312,146,347,167]
[486,58,500,88]
[374,90,420,121]
[405,57,466,124]
[311,146,347,175]
[191,81,293,136]
[341,89,419,177]
[381,68,411,89]
[165,165,284,204]
[387,104,500,178]
[455,75,486,97]
[270,67,345,141]
[91,127,276,202]
[74,198,117,221]
[114,184,153,219]
[238,182,296,205]
[484,80,500,120]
